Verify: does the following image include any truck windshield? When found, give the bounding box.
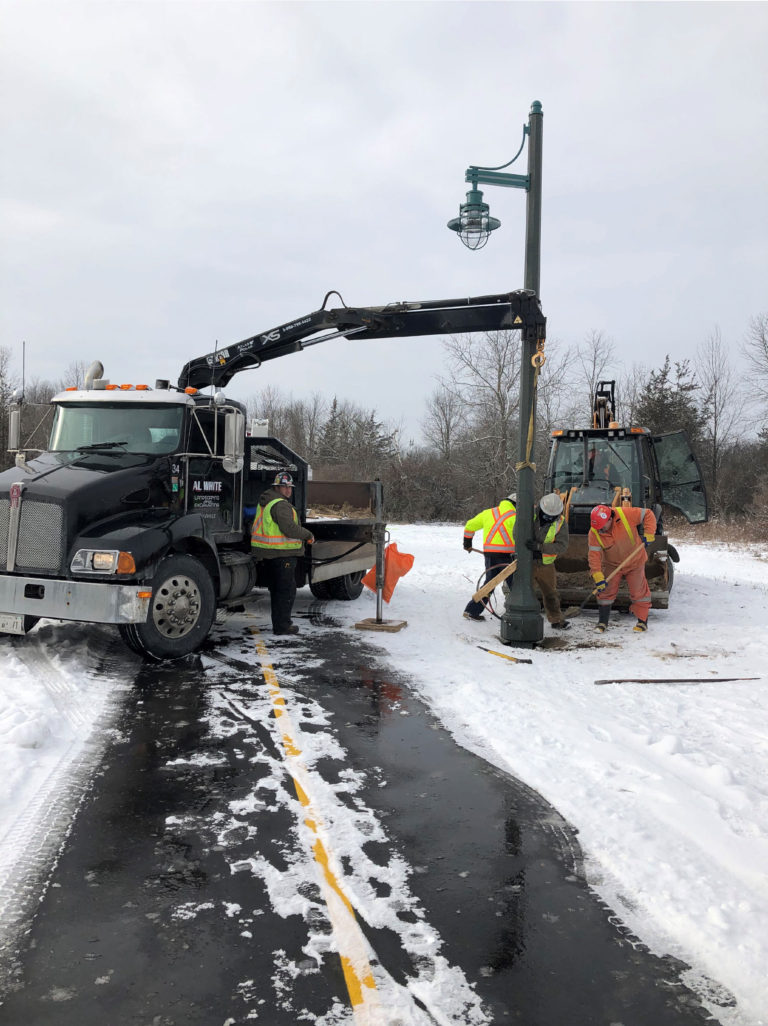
[551,437,641,499]
[49,403,184,454]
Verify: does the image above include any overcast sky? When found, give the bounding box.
[1,1,766,441]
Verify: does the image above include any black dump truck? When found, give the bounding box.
[0,288,546,659]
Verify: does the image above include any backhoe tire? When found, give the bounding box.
[327,570,365,601]
[119,554,216,661]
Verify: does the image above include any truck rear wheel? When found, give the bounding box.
[309,570,365,601]
[119,554,216,661]
[327,570,365,601]
[309,579,334,600]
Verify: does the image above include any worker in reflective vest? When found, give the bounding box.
[514,493,571,630]
[252,471,314,636]
[462,493,517,621]
[588,503,657,634]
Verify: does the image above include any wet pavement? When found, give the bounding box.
[0,611,718,1025]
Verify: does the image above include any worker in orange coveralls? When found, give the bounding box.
[588,503,657,634]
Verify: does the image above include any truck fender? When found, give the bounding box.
[70,513,221,586]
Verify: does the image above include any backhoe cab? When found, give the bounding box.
[544,381,708,609]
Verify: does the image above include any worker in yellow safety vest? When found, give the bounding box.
[462,493,517,621]
[513,492,571,630]
[251,471,314,636]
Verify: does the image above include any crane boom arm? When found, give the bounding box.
[178,289,546,390]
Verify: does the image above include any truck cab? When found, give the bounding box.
[1,376,379,659]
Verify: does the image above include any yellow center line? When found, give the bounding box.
[250,630,387,1024]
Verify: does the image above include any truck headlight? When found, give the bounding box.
[71,550,136,574]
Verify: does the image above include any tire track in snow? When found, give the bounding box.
[0,624,137,997]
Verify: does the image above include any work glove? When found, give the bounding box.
[525,538,541,552]
[643,534,654,549]
[592,572,607,594]
[531,550,543,563]
[463,537,473,552]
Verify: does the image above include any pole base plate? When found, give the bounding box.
[354,618,408,633]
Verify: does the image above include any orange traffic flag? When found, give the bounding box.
[362,543,414,603]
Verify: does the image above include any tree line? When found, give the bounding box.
[2,314,767,530]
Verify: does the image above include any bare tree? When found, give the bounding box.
[616,362,648,426]
[743,313,768,420]
[421,385,466,461]
[55,360,91,392]
[0,346,18,467]
[576,330,616,423]
[437,329,521,500]
[696,326,741,512]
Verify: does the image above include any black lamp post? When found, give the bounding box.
[448,100,545,647]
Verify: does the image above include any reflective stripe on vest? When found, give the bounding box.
[542,515,564,564]
[590,507,637,550]
[485,506,516,551]
[251,498,303,551]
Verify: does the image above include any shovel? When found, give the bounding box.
[563,543,645,619]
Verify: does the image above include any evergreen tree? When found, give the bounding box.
[634,356,703,447]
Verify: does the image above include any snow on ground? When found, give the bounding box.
[0,528,766,1024]
[343,526,768,1026]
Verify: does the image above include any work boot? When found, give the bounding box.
[463,611,485,622]
[274,624,300,636]
[633,619,648,633]
[551,620,571,631]
[595,605,610,634]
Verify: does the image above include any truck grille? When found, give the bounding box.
[1,498,65,573]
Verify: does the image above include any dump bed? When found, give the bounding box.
[305,481,383,584]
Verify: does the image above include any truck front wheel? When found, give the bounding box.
[119,554,216,661]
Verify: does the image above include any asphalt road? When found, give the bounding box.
[0,609,718,1025]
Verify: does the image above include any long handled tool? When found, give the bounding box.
[472,560,518,604]
[595,677,760,686]
[563,543,644,619]
[477,645,533,664]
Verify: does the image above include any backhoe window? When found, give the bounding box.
[551,437,641,500]
[49,404,184,454]
[649,431,708,523]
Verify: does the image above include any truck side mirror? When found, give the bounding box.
[223,410,245,473]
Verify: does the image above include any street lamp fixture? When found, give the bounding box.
[446,188,500,250]
[447,100,545,648]
[447,121,530,250]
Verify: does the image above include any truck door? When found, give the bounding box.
[649,431,708,523]
[184,407,240,534]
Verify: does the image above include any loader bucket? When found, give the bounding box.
[553,535,672,611]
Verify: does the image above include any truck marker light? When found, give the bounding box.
[136,384,149,390]
[120,384,133,390]
[105,384,118,390]
[137,590,152,599]
[117,552,136,574]
[184,386,198,395]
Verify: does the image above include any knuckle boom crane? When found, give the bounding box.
[2,288,545,660]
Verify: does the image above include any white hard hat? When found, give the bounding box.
[539,492,564,517]
[506,492,517,504]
